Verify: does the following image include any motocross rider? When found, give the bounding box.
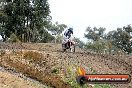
[62,28,74,48]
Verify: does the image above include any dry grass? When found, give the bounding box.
[0,52,71,88]
[23,51,43,63]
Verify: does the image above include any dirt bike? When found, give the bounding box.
[62,39,75,52]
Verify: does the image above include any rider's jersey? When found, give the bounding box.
[64,29,73,39]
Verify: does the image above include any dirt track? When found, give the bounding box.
[0,43,132,88]
[0,67,49,88]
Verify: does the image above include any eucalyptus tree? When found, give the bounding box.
[106,27,132,54]
[84,26,106,41]
[0,0,53,42]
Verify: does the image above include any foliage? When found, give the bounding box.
[8,33,20,42]
[73,37,85,48]
[37,29,55,43]
[84,27,106,41]
[85,40,106,54]
[64,64,87,88]
[48,22,67,43]
[48,22,67,35]
[106,26,132,54]
[0,0,54,43]
[56,35,63,43]
[85,25,132,54]
[94,84,113,88]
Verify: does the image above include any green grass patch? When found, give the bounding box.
[94,84,114,88]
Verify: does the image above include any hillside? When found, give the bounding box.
[0,43,131,88]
